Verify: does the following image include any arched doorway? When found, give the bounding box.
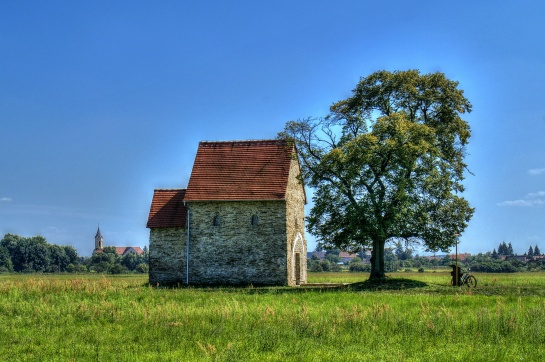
[291,232,304,285]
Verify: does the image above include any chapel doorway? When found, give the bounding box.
[295,253,301,286]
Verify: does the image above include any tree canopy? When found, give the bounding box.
[0,234,78,272]
[0,233,149,274]
[498,241,514,256]
[280,69,474,279]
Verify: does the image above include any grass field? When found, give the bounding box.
[1,272,544,361]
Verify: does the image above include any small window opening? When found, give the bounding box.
[251,214,259,226]
[213,215,221,226]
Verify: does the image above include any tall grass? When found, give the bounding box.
[1,273,544,361]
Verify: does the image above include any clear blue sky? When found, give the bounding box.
[1,1,544,256]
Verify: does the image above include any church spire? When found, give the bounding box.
[95,225,102,239]
[94,225,104,251]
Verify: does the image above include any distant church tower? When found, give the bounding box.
[94,225,104,251]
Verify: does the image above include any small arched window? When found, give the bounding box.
[213,215,221,226]
[251,214,259,226]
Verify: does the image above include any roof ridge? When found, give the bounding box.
[199,139,284,145]
[153,188,186,191]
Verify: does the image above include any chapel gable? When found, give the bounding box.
[146,139,307,286]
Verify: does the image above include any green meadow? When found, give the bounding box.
[1,272,544,361]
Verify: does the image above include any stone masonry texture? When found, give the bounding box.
[149,227,187,286]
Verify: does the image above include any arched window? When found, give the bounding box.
[251,214,259,226]
[213,215,221,226]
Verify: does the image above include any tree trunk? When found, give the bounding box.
[369,238,385,280]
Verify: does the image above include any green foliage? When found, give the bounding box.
[110,264,129,274]
[121,252,139,270]
[469,260,520,273]
[526,259,545,271]
[395,251,545,273]
[63,245,78,264]
[90,251,116,268]
[101,246,118,254]
[0,233,84,273]
[349,262,370,272]
[86,247,149,274]
[325,249,340,256]
[73,264,88,273]
[497,241,514,256]
[280,70,474,279]
[0,246,13,272]
[48,244,69,272]
[325,253,341,264]
[394,240,413,260]
[308,259,335,272]
[0,233,149,274]
[491,248,499,259]
[320,259,330,272]
[135,263,149,274]
[348,255,371,272]
[309,259,323,272]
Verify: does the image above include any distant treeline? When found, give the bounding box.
[0,234,148,274]
[310,240,545,273]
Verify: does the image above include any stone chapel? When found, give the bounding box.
[146,139,307,286]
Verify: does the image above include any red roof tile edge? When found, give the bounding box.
[147,189,187,228]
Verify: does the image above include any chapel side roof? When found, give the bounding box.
[146,189,187,228]
[183,140,295,201]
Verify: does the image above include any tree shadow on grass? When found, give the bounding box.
[159,277,429,294]
[342,277,428,292]
[239,278,429,295]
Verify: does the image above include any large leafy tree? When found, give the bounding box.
[0,234,50,272]
[0,233,84,273]
[0,246,13,272]
[280,70,474,279]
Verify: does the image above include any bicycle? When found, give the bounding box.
[450,265,477,287]
[459,269,477,287]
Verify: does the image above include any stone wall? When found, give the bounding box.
[285,156,307,285]
[149,227,187,285]
[187,200,289,285]
[149,156,307,286]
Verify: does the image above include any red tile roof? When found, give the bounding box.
[147,189,188,228]
[116,246,145,256]
[448,253,471,261]
[94,247,145,255]
[183,140,294,201]
[339,252,358,259]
